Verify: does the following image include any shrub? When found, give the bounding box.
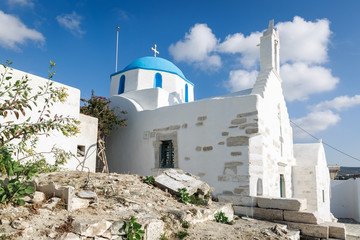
[176,231,189,239]
[125,216,145,240]
[214,211,229,224]
[144,175,155,185]
[177,188,190,203]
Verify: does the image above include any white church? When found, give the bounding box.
[106,21,333,222]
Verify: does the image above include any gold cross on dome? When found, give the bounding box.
[151,44,159,57]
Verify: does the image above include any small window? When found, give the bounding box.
[160,140,174,168]
[257,178,263,196]
[118,75,125,94]
[185,84,188,103]
[322,190,325,202]
[280,174,285,198]
[77,145,85,157]
[154,73,162,88]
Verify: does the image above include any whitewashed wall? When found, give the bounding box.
[331,179,360,222]
[107,92,259,195]
[109,69,194,104]
[0,66,97,172]
[293,143,332,221]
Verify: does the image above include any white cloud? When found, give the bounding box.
[0,11,44,50]
[292,110,340,139]
[218,32,262,69]
[225,70,258,92]
[281,62,339,101]
[7,0,34,8]
[313,95,360,111]
[277,16,331,64]
[56,12,85,37]
[169,24,221,70]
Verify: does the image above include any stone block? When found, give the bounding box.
[218,141,225,145]
[285,221,328,238]
[197,116,207,121]
[60,232,81,240]
[246,128,259,134]
[195,122,203,126]
[236,111,257,118]
[239,123,258,129]
[36,182,73,211]
[226,136,249,146]
[231,152,242,156]
[257,197,307,211]
[202,146,213,151]
[234,206,283,221]
[221,132,229,136]
[284,211,324,224]
[321,222,346,239]
[195,146,202,151]
[231,118,247,125]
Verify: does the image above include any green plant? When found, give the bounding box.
[0,60,79,205]
[189,194,206,206]
[80,90,126,173]
[176,230,189,239]
[214,211,228,224]
[177,188,190,203]
[181,220,190,229]
[159,233,168,240]
[144,175,155,185]
[125,216,145,240]
[0,146,35,205]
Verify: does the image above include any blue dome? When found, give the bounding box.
[121,57,187,80]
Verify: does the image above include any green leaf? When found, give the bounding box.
[24,186,35,194]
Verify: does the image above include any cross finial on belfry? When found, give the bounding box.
[151,44,159,57]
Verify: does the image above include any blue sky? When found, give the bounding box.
[1,0,359,167]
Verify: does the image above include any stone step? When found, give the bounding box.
[234,206,284,221]
[284,211,324,225]
[257,197,307,211]
[320,222,346,239]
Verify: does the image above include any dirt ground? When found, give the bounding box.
[0,171,296,239]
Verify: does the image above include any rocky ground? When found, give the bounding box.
[0,171,297,240]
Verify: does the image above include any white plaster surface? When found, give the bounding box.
[331,179,360,222]
[0,67,98,172]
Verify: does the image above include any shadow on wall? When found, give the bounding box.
[76,143,97,172]
[168,92,182,105]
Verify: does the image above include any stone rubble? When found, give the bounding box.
[0,171,301,240]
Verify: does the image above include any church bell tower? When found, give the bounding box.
[260,20,280,75]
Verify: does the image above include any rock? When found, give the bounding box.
[155,169,213,196]
[11,219,29,230]
[60,232,81,240]
[31,191,46,204]
[0,219,10,225]
[257,197,307,211]
[72,219,112,237]
[76,191,97,199]
[71,197,90,211]
[144,219,164,240]
[43,197,63,210]
[110,220,126,235]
